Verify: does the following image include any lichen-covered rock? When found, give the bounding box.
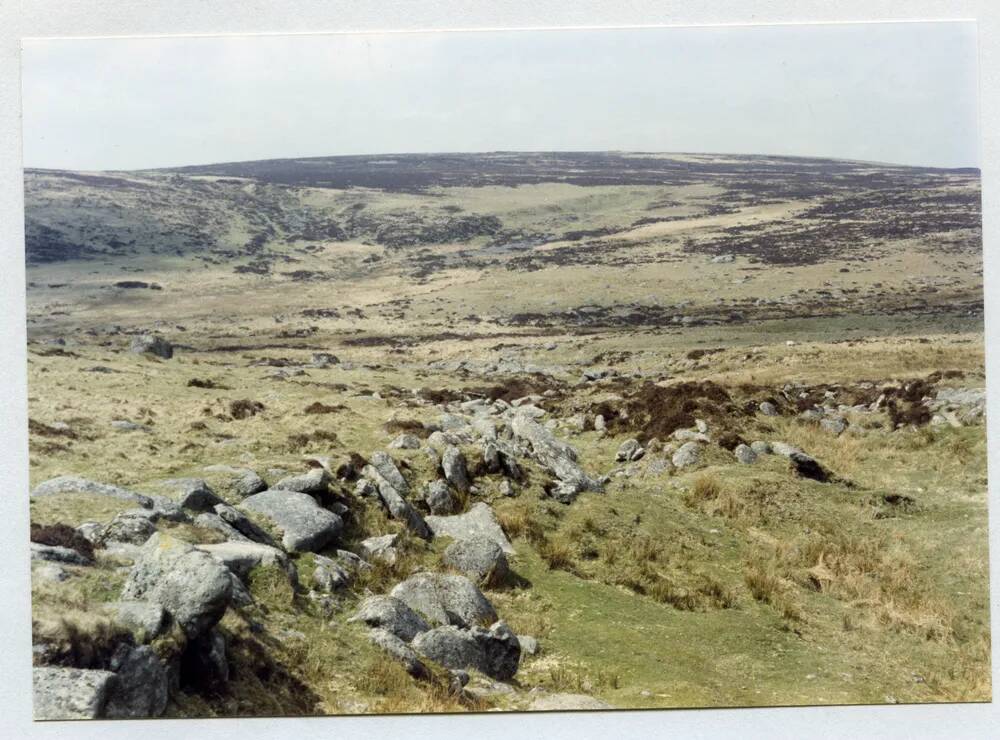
[121,533,233,639]
[33,666,115,719]
[362,461,431,540]
[349,595,430,642]
[389,572,497,628]
[130,333,173,359]
[238,489,343,552]
[104,645,168,718]
[368,628,430,679]
[30,476,153,507]
[102,601,167,642]
[425,502,514,555]
[359,533,399,564]
[389,433,422,450]
[160,478,223,512]
[196,541,297,585]
[672,441,701,468]
[30,542,92,566]
[425,479,458,515]
[412,621,520,680]
[441,445,471,493]
[273,467,331,495]
[443,537,509,585]
[97,511,158,546]
[734,444,757,464]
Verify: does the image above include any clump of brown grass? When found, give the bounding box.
[537,534,576,573]
[495,499,545,543]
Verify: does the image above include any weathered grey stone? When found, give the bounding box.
[33,666,115,720]
[196,541,297,584]
[160,478,223,512]
[30,476,152,507]
[770,441,802,458]
[734,444,757,465]
[529,693,614,711]
[273,467,331,495]
[350,595,430,642]
[749,440,772,455]
[368,628,429,679]
[362,462,431,540]
[390,572,498,628]
[443,537,509,585]
[518,635,540,657]
[238,489,343,552]
[121,533,233,639]
[32,562,70,583]
[594,415,606,433]
[820,417,848,436]
[616,438,644,462]
[672,441,701,468]
[103,601,167,642]
[412,621,520,680]
[130,333,173,359]
[104,645,168,718]
[759,401,779,417]
[359,533,399,564]
[97,512,158,547]
[111,420,152,433]
[214,503,276,545]
[441,445,471,493]
[194,512,250,542]
[425,502,515,555]
[368,451,410,495]
[389,433,422,450]
[425,479,458,515]
[30,542,92,566]
[76,521,104,544]
[510,413,602,503]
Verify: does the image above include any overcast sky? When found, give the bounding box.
[21,22,979,171]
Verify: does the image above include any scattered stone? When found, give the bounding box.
[734,444,757,465]
[511,412,602,503]
[311,352,340,367]
[213,503,276,545]
[616,438,645,462]
[425,502,515,554]
[749,440,772,455]
[33,666,115,720]
[363,460,431,540]
[389,433,422,450]
[350,595,431,642]
[759,401,779,417]
[673,429,710,443]
[425,479,458,515]
[30,542,92,566]
[104,645,168,718]
[443,537,509,585]
[441,445,471,493]
[30,476,153,507]
[820,417,848,436]
[672,442,701,468]
[412,621,519,680]
[359,533,399,564]
[161,478,223,512]
[518,635,540,657]
[273,467,331,495]
[390,572,498,628]
[130,334,173,359]
[102,601,167,642]
[238,489,343,552]
[121,533,233,639]
[111,420,152,433]
[594,415,606,433]
[368,628,430,679]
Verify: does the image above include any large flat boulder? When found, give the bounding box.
[412,621,520,680]
[121,533,233,639]
[443,537,509,585]
[425,502,514,554]
[33,666,115,720]
[30,476,153,507]
[389,572,497,628]
[238,489,343,552]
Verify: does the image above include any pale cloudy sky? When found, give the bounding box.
[21,22,979,170]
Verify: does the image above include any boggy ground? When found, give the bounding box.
[23,152,989,716]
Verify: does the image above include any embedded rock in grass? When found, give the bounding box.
[389,433,422,450]
[750,440,772,455]
[368,628,430,679]
[129,333,173,359]
[425,502,515,554]
[30,476,153,507]
[350,595,431,642]
[359,533,399,564]
[196,541,297,585]
[412,621,520,680]
[820,417,848,436]
[33,666,115,720]
[194,512,252,542]
[214,503,277,545]
[425,479,458,515]
[273,467,331,495]
[121,532,233,639]
[102,601,167,643]
[616,438,644,462]
[733,444,757,465]
[443,537,509,585]
[363,460,432,540]
[97,511,158,546]
[160,478,223,512]
[758,401,779,417]
[390,572,498,628]
[104,644,169,718]
[671,441,701,469]
[441,445,471,493]
[31,542,92,566]
[238,489,343,552]
[368,451,411,495]
[510,412,602,503]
